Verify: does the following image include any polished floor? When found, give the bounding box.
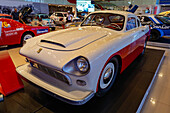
[141,46,170,113]
[0,43,168,113]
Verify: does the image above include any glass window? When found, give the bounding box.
[64,14,67,17]
[40,14,48,19]
[81,13,125,31]
[56,13,63,17]
[142,16,151,22]
[126,17,136,31]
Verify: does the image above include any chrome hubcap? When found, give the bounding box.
[24,34,33,41]
[103,68,113,84]
[100,62,115,89]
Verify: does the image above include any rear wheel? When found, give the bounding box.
[20,33,34,46]
[96,57,119,97]
[150,30,160,41]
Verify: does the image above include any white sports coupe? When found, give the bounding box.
[16,10,150,105]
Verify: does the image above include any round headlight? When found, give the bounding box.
[76,57,89,73]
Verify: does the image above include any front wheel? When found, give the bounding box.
[96,57,119,97]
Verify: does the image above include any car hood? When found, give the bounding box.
[19,7,32,18]
[38,26,114,51]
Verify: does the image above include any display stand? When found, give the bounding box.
[0,21,24,96]
[0,48,165,113]
[0,51,24,96]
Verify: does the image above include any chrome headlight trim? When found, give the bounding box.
[62,56,90,76]
[76,57,89,73]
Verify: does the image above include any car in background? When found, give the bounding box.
[0,14,12,19]
[138,15,170,40]
[158,10,170,17]
[19,7,34,24]
[50,12,80,25]
[0,18,49,47]
[31,13,55,31]
[16,10,150,105]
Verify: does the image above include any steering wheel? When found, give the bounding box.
[106,23,121,30]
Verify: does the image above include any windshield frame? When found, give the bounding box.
[80,13,125,31]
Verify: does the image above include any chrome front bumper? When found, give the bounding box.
[16,64,95,105]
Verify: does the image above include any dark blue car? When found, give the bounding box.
[138,15,170,40]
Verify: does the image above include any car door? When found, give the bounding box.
[126,16,145,63]
[1,19,20,45]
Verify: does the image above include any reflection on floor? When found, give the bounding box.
[0,45,169,113]
[141,46,170,113]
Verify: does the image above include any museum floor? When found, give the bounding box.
[0,41,170,113]
[141,45,170,113]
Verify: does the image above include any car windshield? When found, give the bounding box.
[81,13,125,31]
[40,14,49,19]
[156,16,170,24]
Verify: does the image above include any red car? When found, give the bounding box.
[0,18,49,47]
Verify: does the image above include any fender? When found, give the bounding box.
[18,29,36,44]
[96,53,122,92]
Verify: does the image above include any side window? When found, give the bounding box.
[56,13,63,17]
[64,14,67,17]
[126,17,136,31]
[141,16,154,25]
[143,16,151,22]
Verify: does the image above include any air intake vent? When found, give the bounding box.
[41,40,66,48]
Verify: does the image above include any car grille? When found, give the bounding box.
[30,61,71,85]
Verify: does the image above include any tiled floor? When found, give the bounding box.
[141,46,170,113]
[2,44,170,113]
